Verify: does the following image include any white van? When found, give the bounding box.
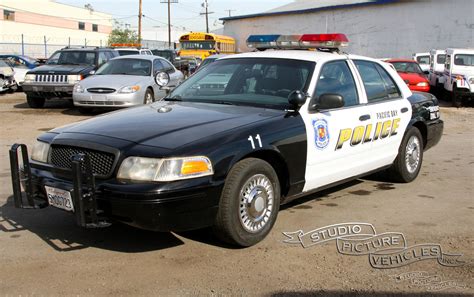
[428,49,446,89]
[413,52,430,73]
[443,48,474,107]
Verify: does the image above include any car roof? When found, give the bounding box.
[112,54,161,61]
[387,59,418,63]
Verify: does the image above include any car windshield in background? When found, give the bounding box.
[47,51,96,65]
[391,62,423,74]
[437,54,446,64]
[0,60,10,67]
[416,56,430,64]
[117,50,139,56]
[168,58,315,109]
[153,51,173,60]
[95,58,151,76]
[454,54,474,66]
[181,42,214,50]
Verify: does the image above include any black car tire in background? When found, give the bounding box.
[143,88,154,105]
[213,158,281,247]
[389,127,424,183]
[26,94,45,108]
[452,86,462,108]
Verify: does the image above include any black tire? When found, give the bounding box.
[26,94,45,108]
[388,127,424,183]
[213,158,281,247]
[452,87,462,108]
[143,89,154,104]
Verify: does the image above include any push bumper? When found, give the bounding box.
[424,119,444,151]
[9,144,222,231]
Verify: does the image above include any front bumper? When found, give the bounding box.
[424,118,443,151]
[10,144,223,232]
[22,83,74,98]
[73,91,144,108]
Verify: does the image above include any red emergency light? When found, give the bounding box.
[246,33,349,50]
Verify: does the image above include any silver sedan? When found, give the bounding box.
[73,55,184,111]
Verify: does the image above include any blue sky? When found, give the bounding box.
[58,0,294,32]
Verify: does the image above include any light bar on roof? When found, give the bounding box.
[246,33,349,50]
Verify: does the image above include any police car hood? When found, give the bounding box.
[53,101,282,149]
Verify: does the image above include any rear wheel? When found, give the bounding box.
[388,127,423,183]
[213,158,280,247]
[26,94,45,108]
[452,86,462,108]
[143,89,154,105]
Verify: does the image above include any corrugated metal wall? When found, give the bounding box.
[223,0,474,58]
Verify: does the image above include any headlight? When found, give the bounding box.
[73,83,84,93]
[118,85,141,93]
[24,74,36,82]
[416,82,429,87]
[31,140,50,163]
[117,156,213,182]
[67,74,82,84]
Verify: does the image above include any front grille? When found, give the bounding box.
[50,145,115,177]
[36,74,67,83]
[87,87,116,94]
[78,101,126,106]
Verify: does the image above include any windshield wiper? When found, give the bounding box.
[164,96,183,101]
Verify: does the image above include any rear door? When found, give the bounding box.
[300,59,374,191]
[352,59,412,169]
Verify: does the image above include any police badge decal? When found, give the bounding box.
[313,119,329,149]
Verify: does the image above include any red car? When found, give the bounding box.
[387,59,430,92]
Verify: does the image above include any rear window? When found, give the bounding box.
[117,50,139,56]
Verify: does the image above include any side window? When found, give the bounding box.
[445,55,451,70]
[98,52,107,66]
[153,59,165,73]
[313,60,359,107]
[354,60,400,102]
[161,59,175,73]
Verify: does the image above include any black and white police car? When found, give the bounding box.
[10,34,443,246]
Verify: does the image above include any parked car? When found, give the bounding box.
[73,55,184,113]
[0,55,40,69]
[387,59,430,92]
[195,54,228,73]
[443,48,474,107]
[22,47,119,108]
[0,57,33,89]
[9,34,443,247]
[113,47,153,56]
[428,49,446,91]
[152,49,191,76]
[0,59,16,92]
[413,52,430,73]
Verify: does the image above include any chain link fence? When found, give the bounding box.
[0,34,172,58]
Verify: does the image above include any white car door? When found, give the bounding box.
[300,59,374,191]
[351,59,412,170]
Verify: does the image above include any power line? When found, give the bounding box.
[199,0,214,33]
[160,0,178,48]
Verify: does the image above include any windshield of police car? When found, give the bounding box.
[391,62,423,74]
[95,59,151,76]
[167,58,315,109]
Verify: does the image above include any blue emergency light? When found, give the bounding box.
[246,34,349,50]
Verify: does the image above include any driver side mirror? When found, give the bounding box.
[155,71,171,94]
[311,94,345,110]
[288,90,307,109]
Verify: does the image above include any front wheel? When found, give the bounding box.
[26,94,45,108]
[452,87,462,108]
[143,89,154,105]
[213,158,280,247]
[388,127,424,183]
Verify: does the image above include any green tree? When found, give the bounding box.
[108,22,138,45]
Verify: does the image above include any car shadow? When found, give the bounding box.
[0,195,186,253]
[12,100,110,116]
[269,290,470,297]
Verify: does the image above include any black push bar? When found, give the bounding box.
[9,143,110,228]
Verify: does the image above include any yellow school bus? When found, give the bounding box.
[178,32,236,60]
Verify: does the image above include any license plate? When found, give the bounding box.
[91,94,106,100]
[45,186,74,212]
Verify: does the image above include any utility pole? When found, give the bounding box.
[225,9,235,17]
[138,0,143,44]
[200,0,214,33]
[160,0,178,48]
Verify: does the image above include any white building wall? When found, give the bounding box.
[223,0,474,58]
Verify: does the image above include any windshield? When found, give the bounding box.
[181,41,214,50]
[95,58,151,76]
[416,55,430,64]
[47,51,96,65]
[168,58,315,109]
[117,50,139,56]
[391,62,423,74]
[454,54,474,66]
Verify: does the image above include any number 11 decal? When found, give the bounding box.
[248,134,262,149]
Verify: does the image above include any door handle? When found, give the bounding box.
[359,114,371,121]
[401,107,409,113]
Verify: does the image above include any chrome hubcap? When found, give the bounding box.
[239,174,274,233]
[405,135,421,174]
